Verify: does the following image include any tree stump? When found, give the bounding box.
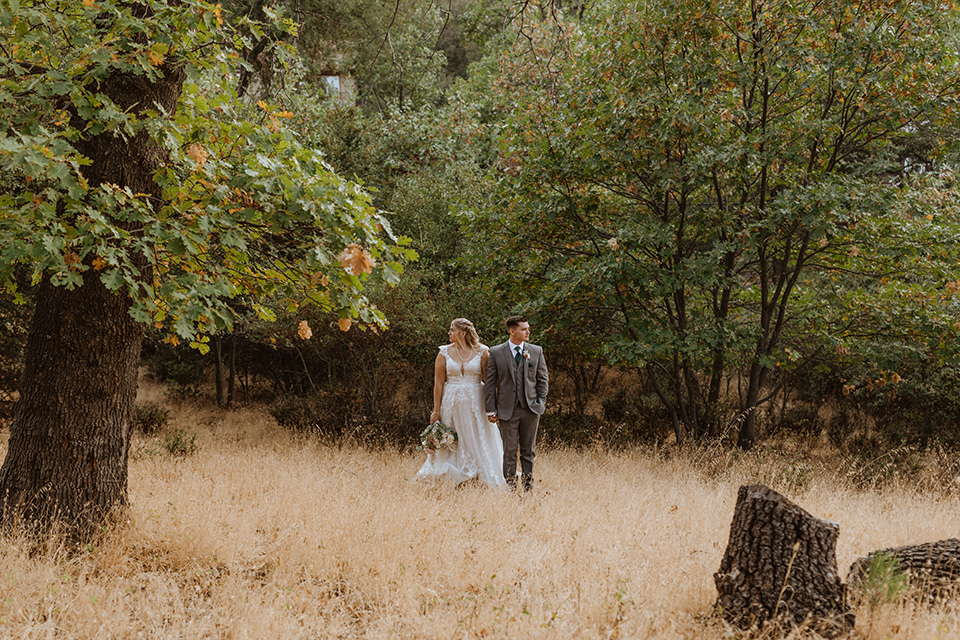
[847,538,960,603]
[714,485,854,636]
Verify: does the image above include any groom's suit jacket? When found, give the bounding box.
[484,341,549,422]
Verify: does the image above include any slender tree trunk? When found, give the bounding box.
[213,335,224,406]
[737,362,764,449]
[227,332,236,408]
[647,366,683,443]
[0,61,185,537]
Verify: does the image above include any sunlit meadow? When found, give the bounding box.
[2,379,960,639]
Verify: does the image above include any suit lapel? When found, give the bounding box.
[504,341,518,385]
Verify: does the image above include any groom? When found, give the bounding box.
[485,315,549,491]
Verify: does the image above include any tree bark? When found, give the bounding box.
[226,332,236,408]
[0,273,143,535]
[847,538,960,602]
[737,363,763,449]
[0,62,185,538]
[714,484,854,636]
[213,335,224,406]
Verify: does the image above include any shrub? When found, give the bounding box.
[133,402,170,435]
[141,333,207,397]
[271,394,351,441]
[162,429,199,457]
[270,390,424,448]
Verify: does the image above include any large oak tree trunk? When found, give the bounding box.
[0,273,143,533]
[0,63,184,537]
[714,484,854,636]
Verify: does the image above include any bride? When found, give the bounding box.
[416,318,507,489]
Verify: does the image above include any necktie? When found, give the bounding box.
[514,346,522,364]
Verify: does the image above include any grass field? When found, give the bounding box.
[2,386,960,639]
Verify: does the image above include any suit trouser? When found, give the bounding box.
[498,403,539,479]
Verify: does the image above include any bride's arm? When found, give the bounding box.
[430,351,446,424]
[480,346,490,378]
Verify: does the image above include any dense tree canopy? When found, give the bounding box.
[480,0,960,446]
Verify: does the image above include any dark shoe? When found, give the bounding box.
[522,474,534,492]
[506,475,518,490]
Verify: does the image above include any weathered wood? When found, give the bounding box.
[714,484,854,636]
[848,538,960,602]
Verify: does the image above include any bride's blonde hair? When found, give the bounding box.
[451,318,480,349]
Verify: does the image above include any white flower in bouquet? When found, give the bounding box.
[418,420,458,453]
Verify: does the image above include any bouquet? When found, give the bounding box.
[418,420,458,454]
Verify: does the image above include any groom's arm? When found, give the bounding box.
[484,348,498,417]
[535,348,549,402]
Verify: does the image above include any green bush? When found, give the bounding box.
[271,395,334,436]
[270,389,424,448]
[0,294,30,417]
[162,429,199,457]
[141,332,207,397]
[133,402,170,435]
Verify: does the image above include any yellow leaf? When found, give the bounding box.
[186,144,208,168]
[298,320,313,340]
[92,256,106,271]
[337,243,375,275]
[338,317,352,332]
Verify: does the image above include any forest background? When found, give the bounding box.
[3,0,960,459]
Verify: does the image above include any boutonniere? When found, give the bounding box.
[522,349,530,361]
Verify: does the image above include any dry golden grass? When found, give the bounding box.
[2,385,960,638]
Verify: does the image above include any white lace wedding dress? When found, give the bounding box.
[416,345,507,489]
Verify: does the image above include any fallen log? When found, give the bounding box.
[847,538,960,603]
[714,484,854,636]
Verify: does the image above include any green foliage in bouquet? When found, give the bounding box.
[418,420,457,454]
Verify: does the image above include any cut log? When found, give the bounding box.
[714,484,854,636]
[847,538,960,602]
